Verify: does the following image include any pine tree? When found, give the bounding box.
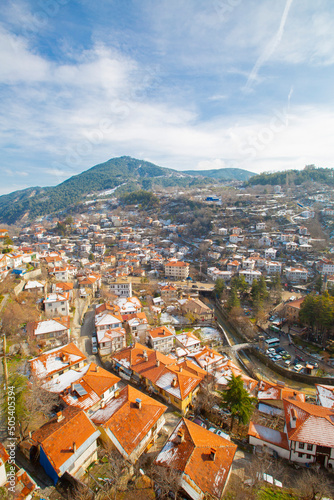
[218,374,256,432]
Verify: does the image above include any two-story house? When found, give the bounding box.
[92,385,167,463]
[147,326,174,354]
[154,418,237,500]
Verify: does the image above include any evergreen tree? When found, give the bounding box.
[218,374,256,432]
[214,278,226,299]
[227,286,240,311]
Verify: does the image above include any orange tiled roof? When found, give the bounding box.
[155,418,236,499]
[258,380,305,403]
[29,342,86,380]
[248,421,289,450]
[112,344,203,400]
[165,261,188,267]
[55,282,74,291]
[148,326,174,339]
[92,385,167,455]
[61,363,120,411]
[31,406,98,473]
[283,399,334,447]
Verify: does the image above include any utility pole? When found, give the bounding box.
[3,334,8,390]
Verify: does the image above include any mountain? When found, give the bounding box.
[184,167,255,181]
[0,156,256,224]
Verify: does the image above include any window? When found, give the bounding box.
[298,453,304,458]
[307,444,313,451]
[299,443,305,449]
[306,454,312,459]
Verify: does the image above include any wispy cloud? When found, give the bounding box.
[244,0,294,92]
[0,0,334,193]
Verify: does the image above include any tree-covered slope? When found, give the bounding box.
[0,156,257,224]
[247,165,334,186]
[184,167,255,181]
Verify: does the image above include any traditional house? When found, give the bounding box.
[27,317,70,346]
[97,327,126,356]
[30,406,100,484]
[147,326,174,354]
[44,292,70,318]
[45,362,121,414]
[284,297,305,323]
[179,298,214,322]
[160,284,178,302]
[154,418,237,500]
[187,346,227,374]
[92,385,167,463]
[111,343,204,414]
[174,331,201,356]
[29,342,87,382]
[249,398,334,468]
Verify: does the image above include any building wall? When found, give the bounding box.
[71,441,98,477]
[248,436,290,460]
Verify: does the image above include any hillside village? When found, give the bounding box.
[1,179,334,499]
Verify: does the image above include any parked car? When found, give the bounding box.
[293,364,304,372]
[193,418,207,429]
[273,354,282,361]
[215,429,230,440]
[284,359,291,367]
[208,426,216,433]
[295,354,305,363]
[91,337,98,354]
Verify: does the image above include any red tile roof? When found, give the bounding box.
[29,342,86,380]
[283,399,334,447]
[248,421,289,450]
[155,418,237,499]
[92,385,167,456]
[31,406,98,473]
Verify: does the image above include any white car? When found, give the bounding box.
[92,337,98,354]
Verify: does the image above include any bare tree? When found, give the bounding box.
[101,443,131,500]
[294,469,332,500]
[4,371,60,440]
[150,464,181,500]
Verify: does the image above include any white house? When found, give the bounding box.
[285,267,308,283]
[44,293,70,317]
[239,269,262,284]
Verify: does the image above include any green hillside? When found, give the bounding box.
[184,167,255,181]
[0,156,256,224]
[247,165,334,186]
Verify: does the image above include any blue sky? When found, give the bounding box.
[1,0,334,194]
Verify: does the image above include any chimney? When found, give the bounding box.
[290,409,297,429]
[95,365,99,372]
[136,398,142,409]
[210,448,217,461]
[101,400,105,409]
[73,442,77,453]
[172,377,177,387]
[28,431,32,438]
[57,411,64,422]
[179,366,182,373]
[114,389,120,398]
[71,382,75,392]
[177,430,185,443]
[143,350,148,361]
[156,359,160,367]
